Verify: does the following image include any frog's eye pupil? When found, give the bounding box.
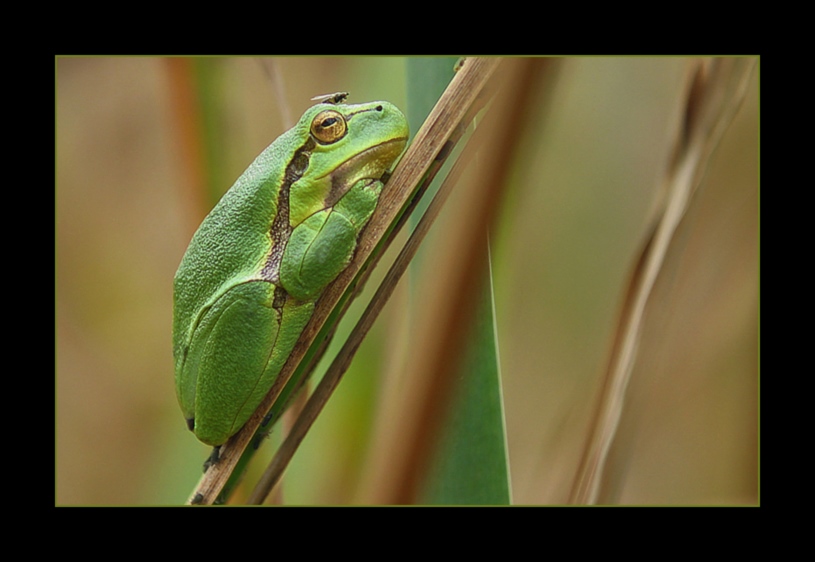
[321,117,337,128]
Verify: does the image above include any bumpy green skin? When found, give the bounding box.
[173,101,408,446]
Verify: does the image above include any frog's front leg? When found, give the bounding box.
[280,178,383,301]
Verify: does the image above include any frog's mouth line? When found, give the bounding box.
[323,137,408,207]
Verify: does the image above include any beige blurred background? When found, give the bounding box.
[56,57,758,505]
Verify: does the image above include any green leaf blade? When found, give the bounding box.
[422,258,511,505]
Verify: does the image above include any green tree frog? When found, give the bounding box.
[173,98,409,446]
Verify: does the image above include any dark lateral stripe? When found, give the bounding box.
[260,136,316,286]
[272,285,288,309]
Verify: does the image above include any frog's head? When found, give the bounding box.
[288,101,409,225]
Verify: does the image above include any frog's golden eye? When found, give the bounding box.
[311,110,348,144]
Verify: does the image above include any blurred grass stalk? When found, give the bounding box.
[569,57,757,505]
[407,58,511,505]
[359,58,551,504]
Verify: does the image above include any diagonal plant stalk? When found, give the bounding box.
[187,57,502,505]
[568,57,757,505]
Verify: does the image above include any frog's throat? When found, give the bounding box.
[322,137,408,209]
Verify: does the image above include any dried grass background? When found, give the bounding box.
[56,57,758,505]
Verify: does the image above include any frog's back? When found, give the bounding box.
[172,129,298,358]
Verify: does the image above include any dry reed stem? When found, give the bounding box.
[568,57,757,505]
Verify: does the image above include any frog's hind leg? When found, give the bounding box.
[188,280,281,446]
